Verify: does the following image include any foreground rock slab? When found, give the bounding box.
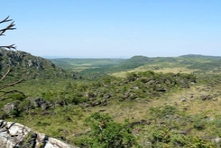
[0,120,77,148]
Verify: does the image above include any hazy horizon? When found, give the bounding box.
[1,1,221,58]
[42,53,220,59]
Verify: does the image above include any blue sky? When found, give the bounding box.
[1,0,221,58]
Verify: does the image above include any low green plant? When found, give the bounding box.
[192,114,207,131]
[186,136,216,148]
[149,105,178,120]
[84,112,140,148]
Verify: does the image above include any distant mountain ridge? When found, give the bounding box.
[179,54,221,59]
[114,55,152,71]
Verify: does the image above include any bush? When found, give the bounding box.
[84,112,139,148]
[192,114,207,131]
[9,109,20,117]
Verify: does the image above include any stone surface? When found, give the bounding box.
[180,97,187,102]
[200,95,212,101]
[0,120,78,148]
[0,48,66,80]
[28,97,50,110]
[3,103,18,114]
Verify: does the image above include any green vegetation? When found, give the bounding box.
[82,112,139,148]
[2,48,221,147]
[49,54,221,79]
[50,58,125,71]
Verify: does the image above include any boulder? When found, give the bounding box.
[212,136,221,144]
[146,79,155,85]
[0,120,78,148]
[3,103,18,115]
[180,97,187,102]
[82,103,90,108]
[103,94,111,99]
[200,95,212,101]
[54,100,67,107]
[28,97,50,110]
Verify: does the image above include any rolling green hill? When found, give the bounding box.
[50,58,125,71]
[49,54,221,78]
[2,50,221,147]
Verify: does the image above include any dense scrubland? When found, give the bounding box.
[2,48,221,147]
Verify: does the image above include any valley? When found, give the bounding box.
[1,48,221,147]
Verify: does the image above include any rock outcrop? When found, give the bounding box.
[0,48,66,80]
[28,97,50,110]
[3,103,18,115]
[0,120,78,148]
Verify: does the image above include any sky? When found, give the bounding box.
[1,0,221,58]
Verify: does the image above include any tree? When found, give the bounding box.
[0,16,24,100]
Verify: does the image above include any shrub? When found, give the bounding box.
[84,112,139,148]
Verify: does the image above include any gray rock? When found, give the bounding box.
[54,100,67,107]
[146,79,155,85]
[3,103,17,114]
[103,94,111,99]
[28,97,50,110]
[212,136,221,144]
[180,97,187,102]
[133,86,139,90]
[201,95,212,101]
[82,103,90,108]
[0,120,78,148]
[41,103,49,110]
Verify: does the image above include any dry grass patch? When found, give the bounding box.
[111,66,196,78]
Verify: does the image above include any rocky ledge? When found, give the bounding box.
[0,120,77,148]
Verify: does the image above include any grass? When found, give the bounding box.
[3,55,221,146]
[49,58,125,71]
[111,60,198,78]
[5,77,221,146]
[111,67,195,78]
